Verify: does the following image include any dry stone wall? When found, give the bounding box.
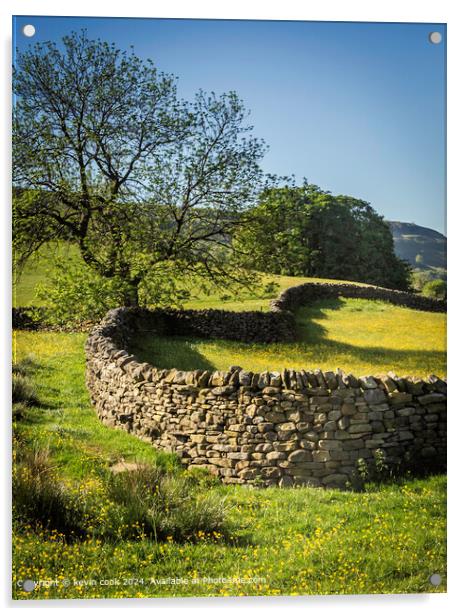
[270,281,446,313]
[85,283,446,488]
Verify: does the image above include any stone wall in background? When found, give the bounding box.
[270,281,447,313]
[85,281,447,488]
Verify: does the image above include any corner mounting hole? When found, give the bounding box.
[429,32,442,45]
[22,24,36,38]
[429,573,442,586]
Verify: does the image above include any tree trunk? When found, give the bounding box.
[122,281,140,307]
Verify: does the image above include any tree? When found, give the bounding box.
[13,31,266,306]
[422,279,446,300]
[234,182,412,290]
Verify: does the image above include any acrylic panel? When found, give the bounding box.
[12,15,446,600]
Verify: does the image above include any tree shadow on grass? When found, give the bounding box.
[291,299,446,376]
[128,298,446,376]
[295,298,345,342]
[293,337,447,376]
[130,335,216,372]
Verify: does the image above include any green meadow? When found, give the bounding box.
[12,256,447,599]
[131,298,446,379]
[13,331,446,599]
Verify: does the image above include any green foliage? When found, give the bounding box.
[422,279,447,300]
[34,255,195,326]
[13,32,266,306]
[35,257,129,326]
[352,449,426,493]
[234,182,412,290]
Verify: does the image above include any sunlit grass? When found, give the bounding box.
[14,474,447,598]
[12,330,446,598]
[13,331,179,481]
[13,241,370,310]
[131,298,447,378]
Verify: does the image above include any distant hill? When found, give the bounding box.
[388,221,446,272]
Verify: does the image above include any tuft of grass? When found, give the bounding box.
[105,465,230,542]
[12,373,40,407]
[13,440,230,543]
[13,442,90,538]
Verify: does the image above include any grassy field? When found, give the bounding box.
[131,298,446,378]
[12,331,447,599]
[12,248,447,598]
[13,242,369,311]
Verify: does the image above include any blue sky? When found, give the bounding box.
[13,16,446,233]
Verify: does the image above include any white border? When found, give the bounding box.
[1,1,465,614]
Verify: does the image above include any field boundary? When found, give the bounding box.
[84,282,447,488]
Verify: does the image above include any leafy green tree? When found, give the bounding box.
[234,182,412,290]
[422,279,446,300]
[13,31,266,306]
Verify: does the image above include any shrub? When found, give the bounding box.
[35,255,195,327]
[12,402,29,421]
[422,279,447,300]
[183,466,221,490]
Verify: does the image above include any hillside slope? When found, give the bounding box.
[388,221,446,272]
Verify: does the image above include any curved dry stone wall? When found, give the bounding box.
[85,283,446,488]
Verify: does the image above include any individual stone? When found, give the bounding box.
[288,450,313,462]
[262,386,281,395]
[211,385,236,396]
[417,393,447,405]
[380,375,398,393]
[363,389,386,405]
[317,439,342,450]
[258,372,270,389]
[341,403,357,416]
[348,423,371,433]
[389,392,413,404]
[266,451,287,461]
[359,376,378,389]
[312,450,332,462]
[239,370,253,386]
[302,431,318,442]
[324,371,338,390]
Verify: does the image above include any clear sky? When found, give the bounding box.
[13,16,446,234]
